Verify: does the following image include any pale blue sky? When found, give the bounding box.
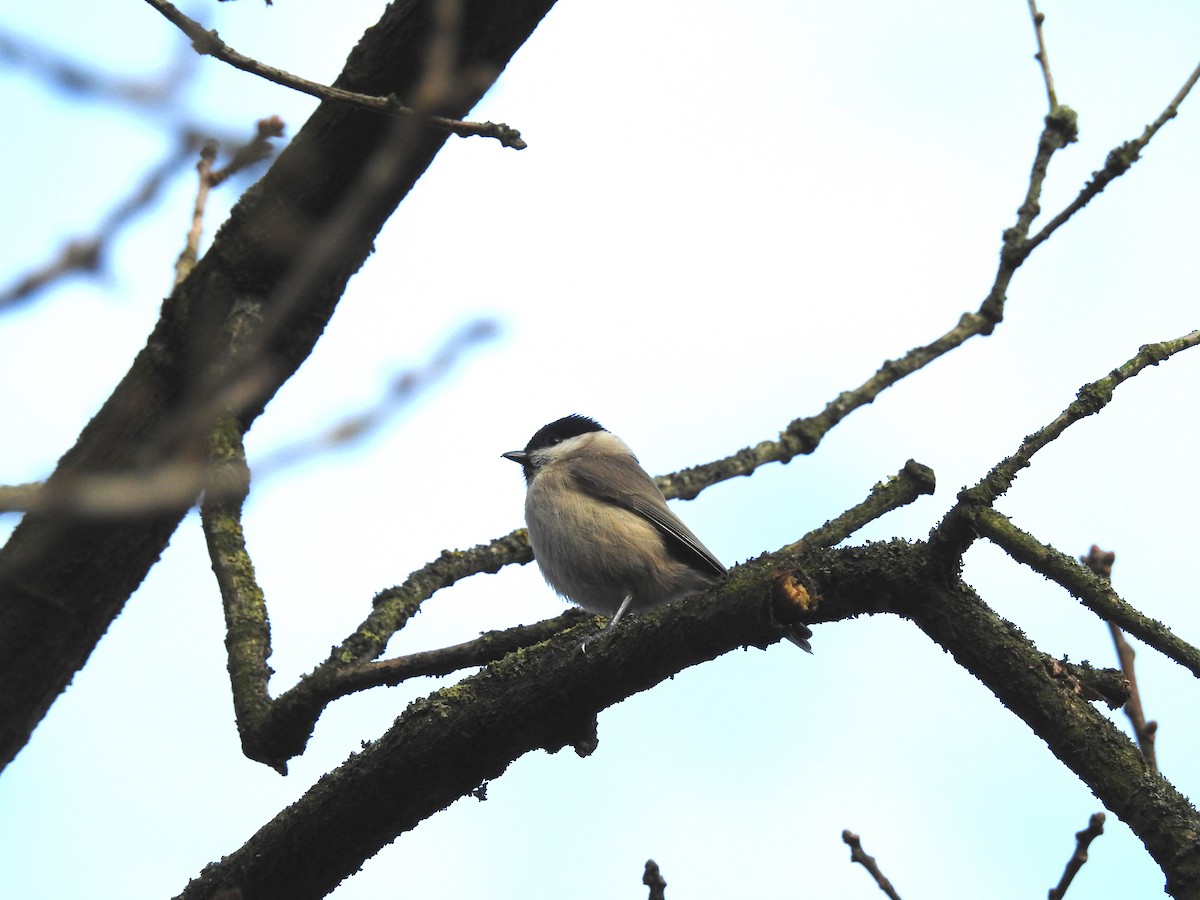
[1,2,1198,897]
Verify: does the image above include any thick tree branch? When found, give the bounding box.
[0,0,560,774]
[228,457,928,771]
[173,540,1200,900]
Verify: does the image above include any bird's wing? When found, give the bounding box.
[569,455,727,579]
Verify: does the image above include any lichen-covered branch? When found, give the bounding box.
[1023,57,1200,259]
[223,459,931,770]
[174,540,1200,900]
[963,509,1200,679]
[932,330,1200,563]
[200,421,280,770]
[786,459,936,553]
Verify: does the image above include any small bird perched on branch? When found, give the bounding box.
[503,414,812,651]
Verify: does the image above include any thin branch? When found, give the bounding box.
[658,104,1083,505]
[932,330,1200,562]
[842,830,902,900]
[786,459,936,554]
[200,421,281,771]
[1082,546,1159,771]
[1022,57,1200,260]
[1048,813,1105,900]
[175,141,218,287]
[211,115,285,185]
[142,0,526,149]
[174,117,286,287]
[1027,0,1058,110]
[1054,659,1129,710]
[964,509,1200,678]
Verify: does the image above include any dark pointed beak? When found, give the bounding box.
[502,451,528,465]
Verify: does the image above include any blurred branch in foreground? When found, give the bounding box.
[0,319,498,519]
[0,134,202,311]
[0,25,195,108]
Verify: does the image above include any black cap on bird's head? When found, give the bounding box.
[502,414,605,481]
[524,414,605,453]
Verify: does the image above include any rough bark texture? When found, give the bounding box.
[172,541,1200,900]
[0,0,559,772]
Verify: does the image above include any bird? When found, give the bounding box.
[503,414,812,651]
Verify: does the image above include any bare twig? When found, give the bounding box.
[210,115,285,186]
[843,830,902,900]
[175,141,218,287]
[1048,812,1105,900]
[933,330,1200,562]
[657,110,1084,504]
[141,0,526,149]
[1027,0,1058,110]
[786,459,935,554]
[643,860,667,900]
[1082,546,1159,771]
[174,117,285,287]
[1022,58,1200,260]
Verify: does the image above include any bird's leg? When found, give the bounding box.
[579,595,634,653]
[606,595,634,631]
